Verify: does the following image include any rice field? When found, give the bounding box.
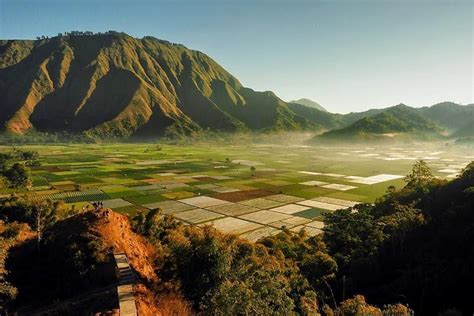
[1,141,471,240]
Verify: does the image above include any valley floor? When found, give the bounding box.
[1,141,471,240]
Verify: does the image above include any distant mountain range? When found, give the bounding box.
[313,102,474,142]
[290,98,327,112]
[0,32,472,141]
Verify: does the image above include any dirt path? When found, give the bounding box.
[114,252,138,316]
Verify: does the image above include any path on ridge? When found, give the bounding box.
[114,252,138,316]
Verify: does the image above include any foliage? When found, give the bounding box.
[5,213,113,308]
[336,295,382,316]
[0,195,68,229]
[403,159,434,189]
[0,149,41,188]
[0,222,26,313]
[132,214,318,314]
[0,131,98,144]
[317,104,444,141]
[382,303,413,315]
[259,229,337,296]
[323,161,474,314]
[2,163,31,188]
[0,176,9,190]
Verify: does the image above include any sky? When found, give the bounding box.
[0,0,472,113]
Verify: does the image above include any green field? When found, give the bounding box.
[1,142,471,240]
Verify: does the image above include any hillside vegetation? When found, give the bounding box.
[0,33,326,138]
[418,102,474,132]
[2,32,473,142]
[314,104,443,142]
[1,156,473,315]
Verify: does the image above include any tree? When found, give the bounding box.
[250,166,256,176]
[403,160,434,189]
[323,206,384,269]
[33,201,55,251]
[382,303,413,315]
[4,163,31,188]
[336,295,382,316]
[0,176,9,190]
[0,243,18,313]
[0,153,13,172]
[158,223,309,314]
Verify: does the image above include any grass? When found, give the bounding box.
[124,193,167,205]
[346,179,406,202]
[162,191,195,200]
[2,142,464,229]
[293,208,327,220]
[114,205,149,217]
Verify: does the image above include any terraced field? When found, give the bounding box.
[1,142,471,241]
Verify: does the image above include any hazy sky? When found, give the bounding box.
[0,0,472,113]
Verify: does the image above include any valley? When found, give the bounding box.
[4,141,470,241]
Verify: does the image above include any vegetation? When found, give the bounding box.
[131,161,474,315]
[0,141,472,314]
[323,161,474,315]
[317,104,443,141]
[0,149,39,188]
[0,199,111,311]
[0,33,326,139]
[418,102,474,132]
[2,32,472,140]
[0,131,98,144]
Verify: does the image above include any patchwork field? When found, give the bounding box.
[1,142,471,241]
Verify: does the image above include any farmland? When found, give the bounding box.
[1,142,471,241]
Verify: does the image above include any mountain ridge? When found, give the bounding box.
[314,104,445,142]
[0,33,322,138]
[290,98,327,112]
[0,32,472,140]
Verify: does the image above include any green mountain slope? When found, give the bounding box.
[0,32,323,138]
[1,32,471,140]
[453,119,474,138]
[290,98,327,112]
[315,104,443,141]
[417,102,474,132]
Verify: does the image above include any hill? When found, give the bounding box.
[3,207,187,315]
[417,102,474,133]
[453,119,474,138]
[2,162,473,314]
[314,104,443,141]
[1,32,471,141]
[0,32,324,138]
[290,98,327,112]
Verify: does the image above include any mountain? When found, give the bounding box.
[0,32,324,138]
[314,104,443,141]
[417,102,474,133]
[1,32,471,141]
[453,119,474,138]
[290,98,327,112]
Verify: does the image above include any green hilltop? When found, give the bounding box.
[314,104,444,141]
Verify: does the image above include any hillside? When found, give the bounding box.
[0,32,323,138]
[2,161,474,314]
[453,119,474,138]
[418,102,474,133]
[3,209,188,315]
[290,98,327,112]
[1,32,471,141]
[315,104,443,141]
[323,161,474,315]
